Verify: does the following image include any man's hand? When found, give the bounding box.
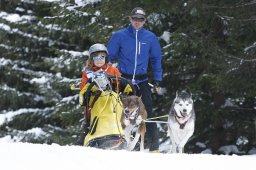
[153,80,166,95]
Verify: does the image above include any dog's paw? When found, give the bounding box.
[177,147,184,153]
[128,144,134,151]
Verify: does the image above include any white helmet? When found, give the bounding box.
[88,43,108,56]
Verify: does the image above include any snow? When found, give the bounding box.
[0,23,11,31]
[0,11,35,23]
[0,108,40,126]
[75,0,101,6]
[0,107,54,126]
[25,127,48,138]
[161,31,171,43]
[0,142,255,170]
[41,0,61,2]
[218,145,245,155]
[61,95,79,103]
[60,49,87,57]
[30,76,49,84]
[0,57,12,66]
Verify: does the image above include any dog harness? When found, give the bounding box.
[171,110,191,129]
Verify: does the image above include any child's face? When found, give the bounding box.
[92,52,106,67]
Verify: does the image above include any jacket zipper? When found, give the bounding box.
[132,30,138,84]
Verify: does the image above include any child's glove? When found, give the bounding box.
[79,84,89,106]
[86,70,93,82]
[70,83,76,91]
[94,72,109,90]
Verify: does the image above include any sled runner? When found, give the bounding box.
[79,71,135,149]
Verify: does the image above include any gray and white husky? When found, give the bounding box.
[168,90,195,153]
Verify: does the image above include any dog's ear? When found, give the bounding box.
[189,92,193,98]
[185,87,192,97]
[137,96,146,110]
[176,90,180,97]
[120,94,128,100]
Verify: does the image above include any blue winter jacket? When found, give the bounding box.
[107,24,162,84]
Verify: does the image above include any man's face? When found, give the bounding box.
[129,16,146,30]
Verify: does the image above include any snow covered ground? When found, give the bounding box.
[0,142,255,170]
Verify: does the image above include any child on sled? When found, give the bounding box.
[77,43,131,146]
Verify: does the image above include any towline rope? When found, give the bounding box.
[143,115,169,124]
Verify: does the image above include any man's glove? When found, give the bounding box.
[154,80,162,88]
[153,80,166,95]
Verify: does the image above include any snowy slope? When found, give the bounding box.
[0,142,255,170]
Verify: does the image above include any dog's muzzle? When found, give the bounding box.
[124,108,139,124]
[180,109,188,117]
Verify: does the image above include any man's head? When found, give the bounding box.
[129,7,146,30]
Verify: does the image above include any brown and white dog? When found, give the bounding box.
[121,95,147,151]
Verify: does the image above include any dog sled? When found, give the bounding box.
[78,71,136,150]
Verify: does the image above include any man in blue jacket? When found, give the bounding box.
[107,7,162,152]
